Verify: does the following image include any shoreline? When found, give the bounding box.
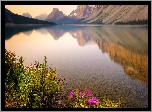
[59,24,148,26]
[5,24,148,27]
[5,24,56,27]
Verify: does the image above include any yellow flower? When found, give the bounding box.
[80,103,84,108]
[46,73,50,78]
[21,73,24,77]
[52,73,56,77]
[47,73,50,77]
[55,67,58,70]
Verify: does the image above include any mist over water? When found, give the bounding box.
[5,25,148,108]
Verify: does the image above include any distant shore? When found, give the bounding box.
[5,24,56,27]
[5,24,148,27]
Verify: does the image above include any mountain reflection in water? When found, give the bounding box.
[5,25,148,87]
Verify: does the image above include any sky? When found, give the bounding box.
[5,5,94,18]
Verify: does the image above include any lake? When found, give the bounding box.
[5,25,148,108]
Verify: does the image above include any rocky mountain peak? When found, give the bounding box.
[34,13,48,20]
[91,5,108,12]
[77,5,88,10]
[45,8,65,21]
[52,8,59,12]
[68,5,93,19]
[22,12,32,18]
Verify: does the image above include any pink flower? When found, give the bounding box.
[88,97,100,106]
[87,90,91,96]
[92,97,97,101]
[69,91,75,98]
[93,99,100,105]
[82,94,86,98]
[88,99,93,105]
[79,90,83,94]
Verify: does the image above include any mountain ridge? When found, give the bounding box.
[45,5,93,24]
[5,8,56,25]
[45,8,65,22]
[6,5,148,25]
[81,5,148,24]
[34,13,48,20]
[22,12,32,18]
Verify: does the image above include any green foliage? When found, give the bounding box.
[67,89,121,108]
[5,49,62,108]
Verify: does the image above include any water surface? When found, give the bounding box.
[5,25,148,108]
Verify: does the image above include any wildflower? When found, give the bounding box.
[70,91,75,98]
[47,73,50,77]
[79,89,90,98]
[92,97,97,101]
[93,99,100,105]
[88,97,100,106]
[55,67,58,70]
[87,90,91,96]
[82,94,86,98]
[80,103,85,107]
[46,73,50,78]
[85,106,88,108]
[52,73,56,77]
[88,99,93,105]
[79,90,83,94]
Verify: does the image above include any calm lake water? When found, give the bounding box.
[5,25,148,108]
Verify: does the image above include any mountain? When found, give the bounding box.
[45,5,93,24]
[68,5,93,19]
[45,5,93,23]
[91,5,109,13]
[45,8,78,24]
[80,5,148,24]
[5,8,56,25]
[44,5,148,25]
[53,16,78,24]
[45,8,65,22]
[34,13,48,20]
[22,12,32,18]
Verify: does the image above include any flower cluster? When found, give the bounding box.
[88,97,100,105]
[69,89,101,108]
[68,89,121,108]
